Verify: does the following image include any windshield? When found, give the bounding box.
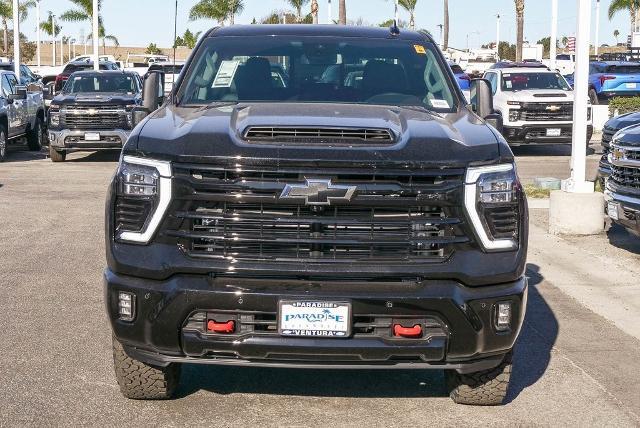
[178,36,457,111]
[63,74,139,94]
[501,72,571,91]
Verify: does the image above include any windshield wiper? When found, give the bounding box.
[195,101,239,110]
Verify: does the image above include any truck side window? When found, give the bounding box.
[1,74,13,96]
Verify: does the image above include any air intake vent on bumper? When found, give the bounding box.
[244,127,394,145]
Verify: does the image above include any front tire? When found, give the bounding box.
[27,117,44,151]
[0,128,6,162]
[112,337,181,400]
[49,145,66,162]
[445,352,513,406]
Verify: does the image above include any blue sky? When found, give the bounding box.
[19,0,633,49]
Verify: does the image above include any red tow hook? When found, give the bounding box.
[393,324,423,338]
[207,320,235,334]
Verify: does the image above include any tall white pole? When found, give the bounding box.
[92,0,99,70]
[395,0,399,23]
[327,0,332,24]
[496,14,501,60]
[60,34,63,64]
[36,0,41,67]
[566,0,592,193]
[12,0,19,81]
[68,39,71,61]
[52,15,56,67]
[594,0,601,57]
[550,0,558,71]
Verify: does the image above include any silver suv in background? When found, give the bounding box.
[0,70,46,162]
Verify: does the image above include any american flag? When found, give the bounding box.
[567,37,576,52]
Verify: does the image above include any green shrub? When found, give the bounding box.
[608,96,640,116]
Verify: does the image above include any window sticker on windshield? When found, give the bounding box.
[431,99,450,109]
[212,60,240,88]
[505,80,513,89]
[414,45,426,55]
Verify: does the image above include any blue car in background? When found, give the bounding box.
[588,61,640,104]
[449,61,470,90]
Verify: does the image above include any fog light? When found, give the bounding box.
[495,302,512,331]
[118,291,135,321]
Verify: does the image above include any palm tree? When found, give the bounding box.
[514,0,525,62]
[338,0,346,25]
[189,0,245,26]
[399,0,417,30]
[287,0,310,22]
[614,29,621,44]
[443,0,449,50]
[608,0,640,34]
[87,28,119,55]
[0,0,36,56]
[59,0,116,55]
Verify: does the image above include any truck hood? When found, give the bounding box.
[133,103,504,168]
[604,111,640,132]
[612,122,640,147]
[507,89,574,102]
[52,92,140,106]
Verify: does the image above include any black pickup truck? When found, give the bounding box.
[48,70,142,162]
[105,25,529,405]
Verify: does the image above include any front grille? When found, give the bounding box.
[519,102,573,121]
[63,105,127,129]
[610,164,640,190]
[163,164,469,263]
[243,127,394,145]
[183,311,445,339]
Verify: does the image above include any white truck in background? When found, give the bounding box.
[542,53,576,76]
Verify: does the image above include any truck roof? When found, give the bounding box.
[208,24,432,43]
[497,67,557,73]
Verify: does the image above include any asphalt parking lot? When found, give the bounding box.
[2,144,640,426]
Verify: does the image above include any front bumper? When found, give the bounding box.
[48,128,130,151]
[105,269,528,373]
[503,124,593,145]
[605,189,640,234]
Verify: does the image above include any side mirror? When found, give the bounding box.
[143,71,165,112]
[470,78,503,134]
[8,85,27,102]
[131,106,151,127]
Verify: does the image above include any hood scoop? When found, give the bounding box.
[533,93,567,98]
[243,126,395,146]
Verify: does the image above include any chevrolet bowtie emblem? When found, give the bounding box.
[546,105,561,112]
[612,147,625,161]
[280,179,356,205]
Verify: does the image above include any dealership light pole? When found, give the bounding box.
[36,0,41,67]
[496,14,500,60]
[327,0,332,24]
[60,34,64,64]
[550,0,558,71]
[12,0,19,81]
[566,0,591,193]
[92,0,99,70]
[594,0,601,58]
[52,14,56,67]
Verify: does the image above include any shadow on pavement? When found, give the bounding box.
[506,263,558,403]
[175,265,557,402]
[3,145,47,162]
[65,151,121,163]
[606,224,640,255]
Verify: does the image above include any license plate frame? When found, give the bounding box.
[626,82,637,89]
[278,300,351,338]
[546,128,562,137]
[84,132,101,141]
[608,201,620,221]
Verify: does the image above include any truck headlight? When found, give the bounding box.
[508,109,520,122]
[115,156,172,244]
[464,164,522,251]
[125,104,136,128]
[49,105,60,127]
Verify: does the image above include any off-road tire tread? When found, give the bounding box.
[446,352,512,406]
[49,145,65,162]
[112,337,180,400]
[27,118,43,151]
